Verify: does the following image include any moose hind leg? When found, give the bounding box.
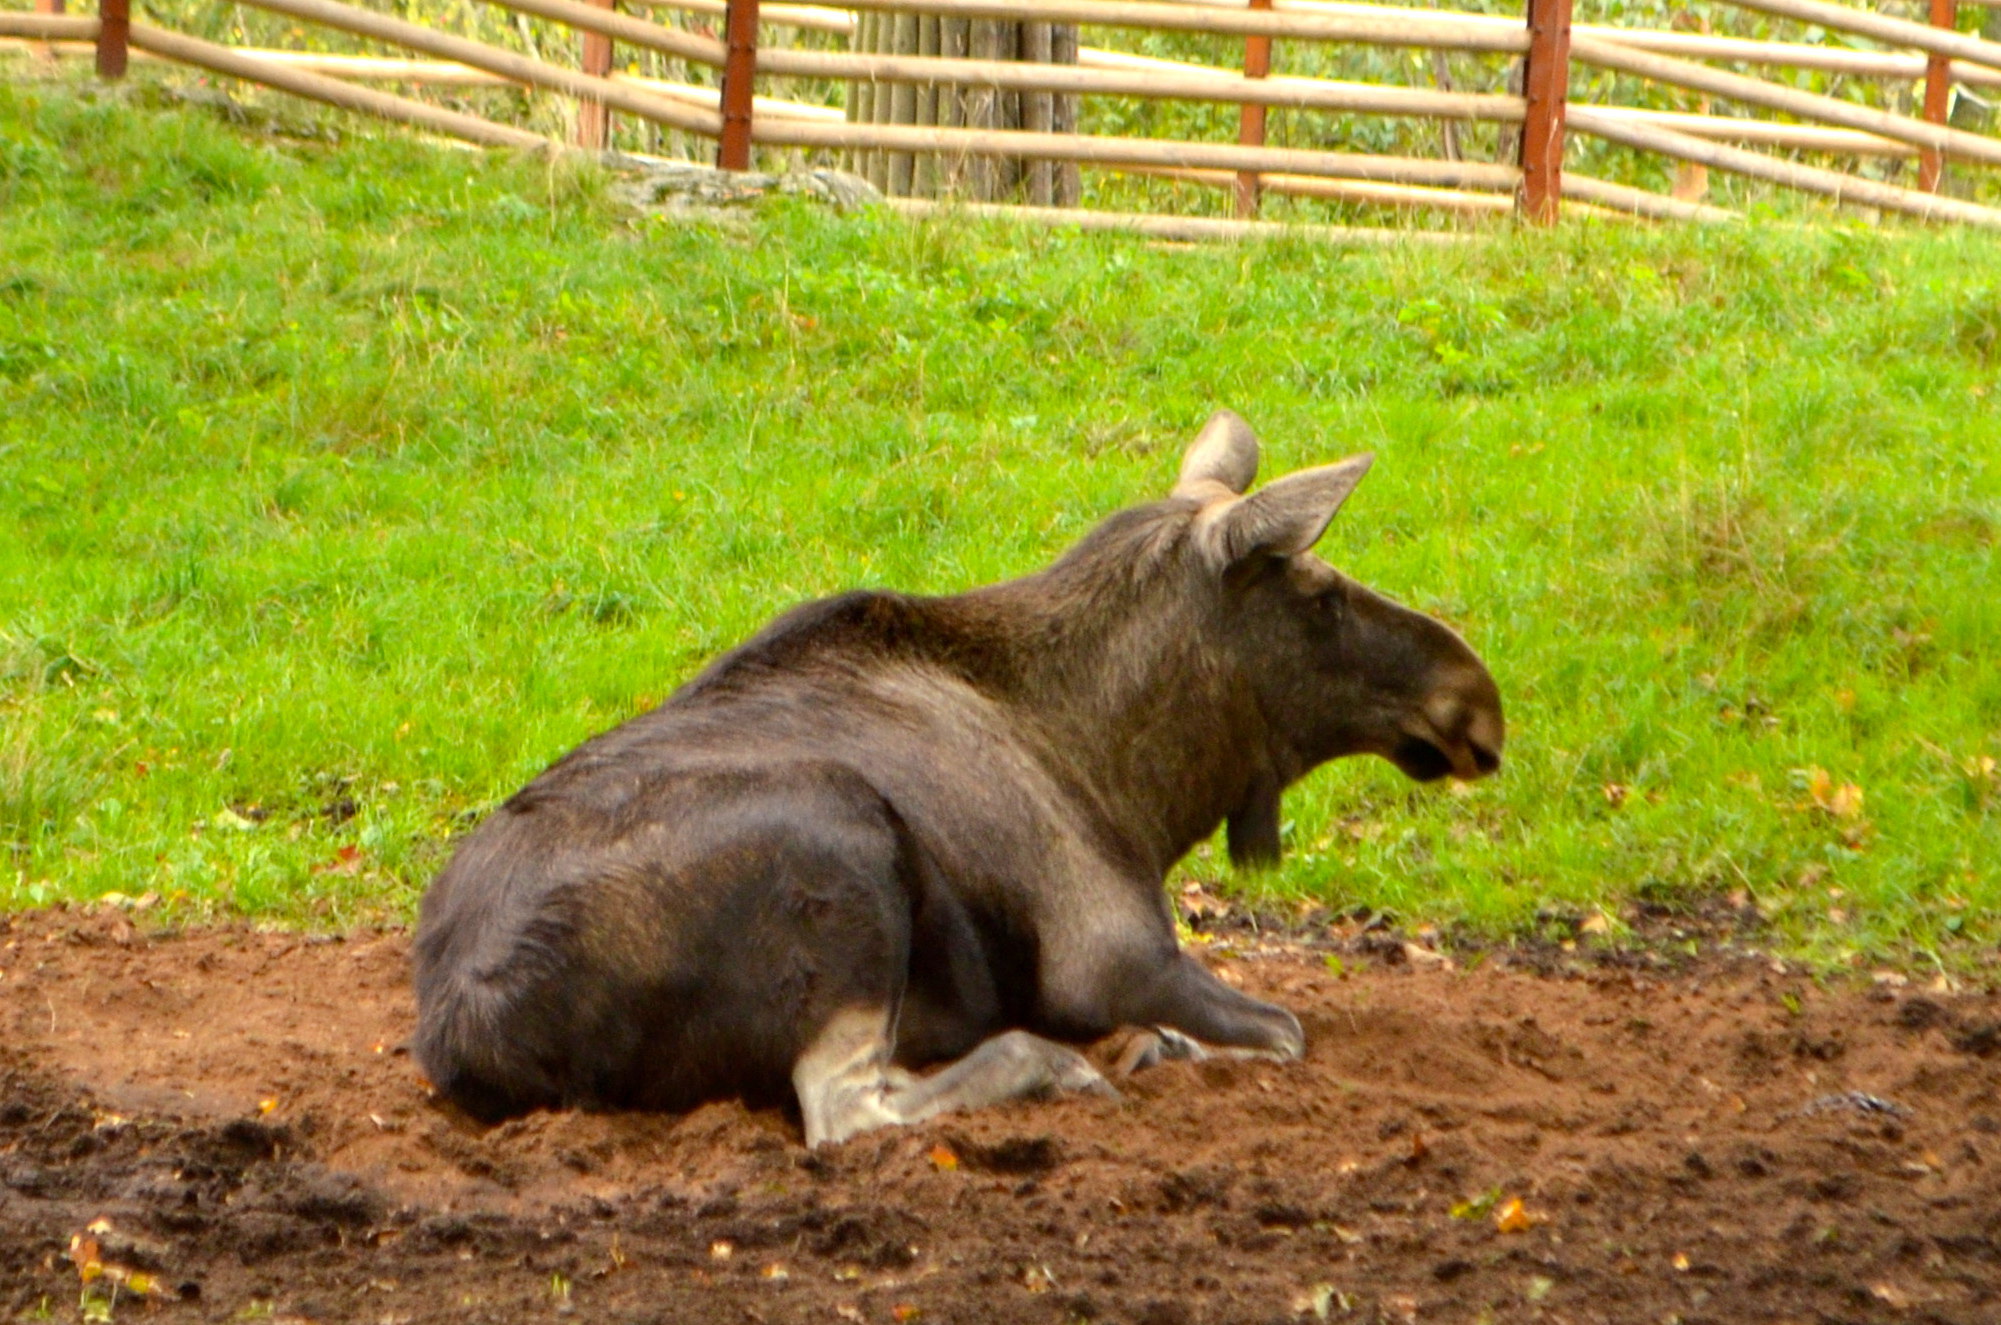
[795,1012,1115,1148]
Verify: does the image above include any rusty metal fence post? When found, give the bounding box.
[576,0,615,150]
[96,0,129,78]
[1234,0,1274,218]
[717,0,760,170]
[1920,0,1957,192]
[1517,0,1571,224]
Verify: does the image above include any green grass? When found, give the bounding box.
[2,74,1997,970]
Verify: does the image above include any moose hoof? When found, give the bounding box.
[1047,1043,1121,1099]
[1114,1027,1211,1077]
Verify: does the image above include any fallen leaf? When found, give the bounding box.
[213,806,259,832]
[709,1239,734,1261]
[891,1305,922,1323]
[1602,782,1629,809]
[1450,1189,1500,1221]
[836,1307,865,1324]
[927,1143,959,1172]
[1402,942,1454,971]
[761,1262,790,1281]
[1799,767,1865,820]
[1494,1197,1537,1233]
[258,1097,279,1115]
[1870,1281,1910,1308]
[313,844,365,876]
[1525,1274,1554,1301]
[1672,1252,1691,1271]
[1291,1283,1342,1320]
[68,1233,102,1282]
[1579,911,1612,936]
[1179,883,1230,920]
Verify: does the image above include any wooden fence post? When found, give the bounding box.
[1235,0,1273,218]
[718,0,760,169]
[576,0,615,150]
[1920,0,1957,192]
[1517,0,1571,224]
[96,0,129,78]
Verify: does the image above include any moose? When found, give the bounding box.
[413,412,1504,1146]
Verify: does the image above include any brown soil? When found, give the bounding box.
[3,906,1999,1325]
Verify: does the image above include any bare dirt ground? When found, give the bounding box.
[3,904,1998,1325]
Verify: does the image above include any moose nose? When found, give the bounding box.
[1469,742,1502,777]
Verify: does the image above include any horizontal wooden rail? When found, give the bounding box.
[1567,105,2001,229]
[1594,105,1912,157]
[1596,33,2001,88]
[231,0,722,134]
[1572,33,2001,167]
[756,46,1526,122]
[1088,27,1992,91]
[484,0,725,64]
[1559,171,1736,221]
[1128,165,1707,223]
[128,24,553,149]
[886,196,1469,242]
[0,11,100,38]
[631,75,846,120]
[46,42,843,119]
[1724,0,2001,73]
[1124,164,1516,215]
[186,51,505,83]
[751,115,1524,189]
[627,0,856,33]
[833,0,1530,52]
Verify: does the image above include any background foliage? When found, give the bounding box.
[16,0,2001,215]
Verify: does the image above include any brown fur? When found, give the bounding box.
[412,413,1504,1139]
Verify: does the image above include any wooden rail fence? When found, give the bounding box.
[7,0,2001,234]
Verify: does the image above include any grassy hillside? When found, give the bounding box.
[2,75,1997,969]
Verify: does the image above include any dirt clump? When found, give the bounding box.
[3,906,1998,1323]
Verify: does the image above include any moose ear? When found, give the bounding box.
[1208,454,1374,565]
[1174,410,1260,498]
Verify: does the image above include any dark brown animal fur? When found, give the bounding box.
[412,413,1504,1143]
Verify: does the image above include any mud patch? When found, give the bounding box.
[3,907,1998,1323]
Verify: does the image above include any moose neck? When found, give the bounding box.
[950,534,1276,877]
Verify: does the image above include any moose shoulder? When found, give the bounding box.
[412,412,1504,1146]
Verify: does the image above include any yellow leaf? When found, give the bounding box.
[258,1097,279,1115]
[1672,1252,1691,1271]
[927,1144,959,1172]
[1494,1197,1536,1233]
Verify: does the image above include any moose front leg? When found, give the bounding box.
[1112,951,1304,1073]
